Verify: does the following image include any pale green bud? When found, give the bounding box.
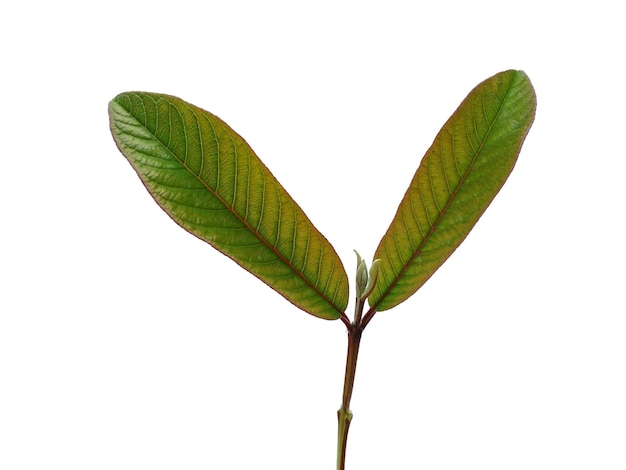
[354,250,368,298]
[354,251,381,300]
[360,259,381,300]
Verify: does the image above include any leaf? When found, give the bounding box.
[108,92,349,320]
[368,70,536,312]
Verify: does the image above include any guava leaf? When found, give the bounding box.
[369,70,536,312]
[109,92,349,320]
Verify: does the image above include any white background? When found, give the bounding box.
[1,1,624,469]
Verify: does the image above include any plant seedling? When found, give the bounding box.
[108,69,536,468]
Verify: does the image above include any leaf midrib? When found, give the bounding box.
[371,78,515,311]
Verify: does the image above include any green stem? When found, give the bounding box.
[337,298,365,470]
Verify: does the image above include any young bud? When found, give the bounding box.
[354,250,368,299]
[354,251,380,300]
[360,259,381,300]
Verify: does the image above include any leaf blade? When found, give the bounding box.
[369,70,536,311]
[109,92,349,320]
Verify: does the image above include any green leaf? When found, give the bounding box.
[369,70,536,312]
[108,92,349,320]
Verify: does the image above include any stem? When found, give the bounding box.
[337,298,365,470]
